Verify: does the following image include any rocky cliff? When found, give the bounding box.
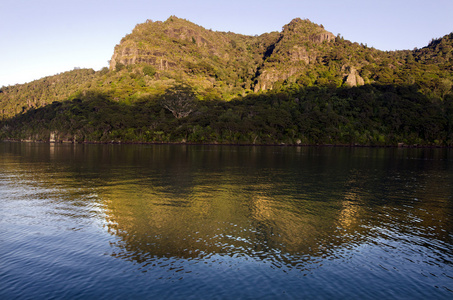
[252,18,336,91]
[109,17,345,93]
[2,17,452,119]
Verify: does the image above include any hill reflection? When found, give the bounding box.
[2,142,452,271]
[89,145,453,269]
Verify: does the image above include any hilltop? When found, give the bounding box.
[0,17,452,146]
[109,16,452,93]
[109,17,338,92]
[1,16,452,118]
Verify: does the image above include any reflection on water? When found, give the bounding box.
[1,142,452,299]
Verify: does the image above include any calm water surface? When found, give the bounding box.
[0,142,452,299]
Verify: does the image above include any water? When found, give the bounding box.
[0,142,452,299]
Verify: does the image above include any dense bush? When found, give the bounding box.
[1,84,452,146]
[1,18,452,146]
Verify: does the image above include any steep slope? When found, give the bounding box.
[253,18,335,91]
[1,16,452,121]
[109,17,342,92]
[2,17,453,146]
[415,32,453,65]
[109,16,453,95]
[0,68,97,119]
[109,16,277,94]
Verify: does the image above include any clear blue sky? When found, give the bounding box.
[1,0,452,87]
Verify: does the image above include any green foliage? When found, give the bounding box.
[115,62,125,71]
[0,68,96,119]
[1,84,452,146]
[142,65,156,77]
[159,84,198,119]
[1,17,453,146]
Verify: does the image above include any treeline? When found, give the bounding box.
[1,23,452,122]
[0,68,97,118]
[1,84,452,146]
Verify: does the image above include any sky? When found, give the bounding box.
[1,0,452,87]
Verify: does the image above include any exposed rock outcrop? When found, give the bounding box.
[253,18,336,91]
[108,16,359,93]
[309,32,335,43]
[344,67,364,87]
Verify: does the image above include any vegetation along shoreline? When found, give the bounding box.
[1,17,452,147]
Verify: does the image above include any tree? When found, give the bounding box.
[437,79,452,99]
[159,84,198,119]
[115,62,125,71]
[143,65,156,77]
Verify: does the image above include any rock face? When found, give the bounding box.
[309,32,335,43]
[109,17,340,92]
[344,67,365,87]
[108,16,375,94]
[110,48,176,71]
[253,18,336,91]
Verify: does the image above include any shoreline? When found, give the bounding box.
[1,139,450,149]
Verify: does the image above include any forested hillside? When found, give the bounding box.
[1,17,452,146]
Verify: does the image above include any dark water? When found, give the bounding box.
[1,142,452,299]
